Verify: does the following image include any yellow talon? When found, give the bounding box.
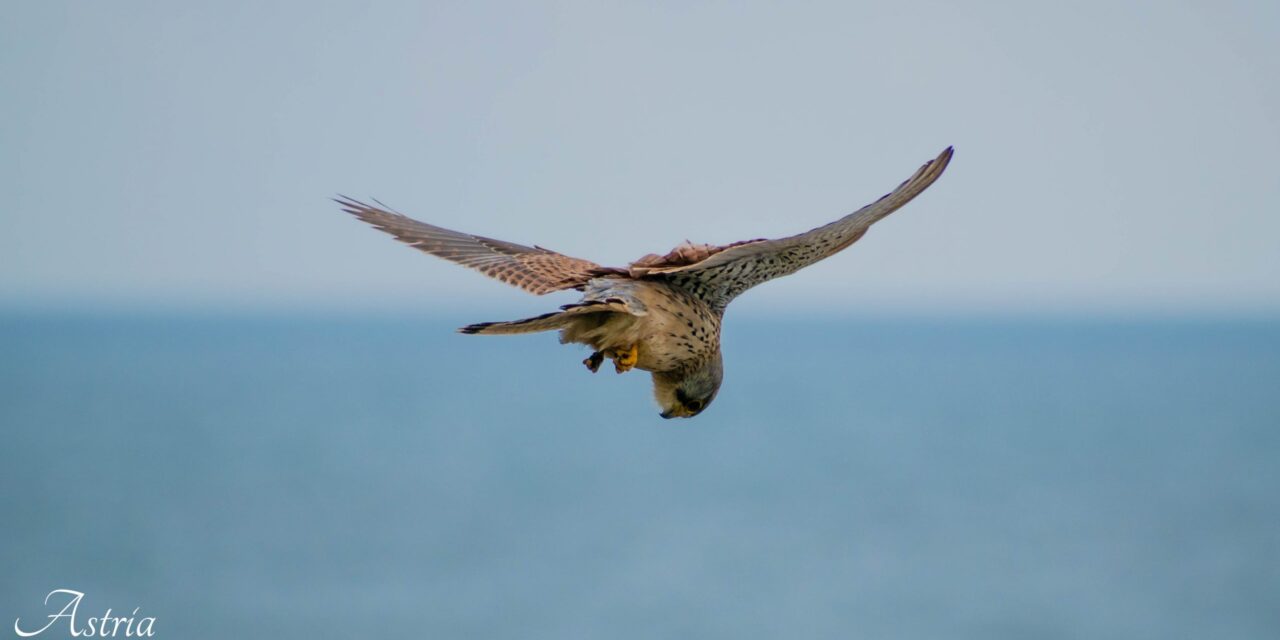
[613,344,639,373]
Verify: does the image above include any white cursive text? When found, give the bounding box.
[14,589,155,637]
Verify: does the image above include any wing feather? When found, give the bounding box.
[336,196,609,295]
[631,146,953,308]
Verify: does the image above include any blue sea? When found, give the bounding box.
[2,312,1277,639]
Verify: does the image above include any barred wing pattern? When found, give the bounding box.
[336,196,607,295]
[634,147,953,310]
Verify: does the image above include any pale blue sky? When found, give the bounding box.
[3,1,1277,314]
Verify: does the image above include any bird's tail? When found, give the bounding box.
[458,311,574,335]
[458,299,632,335]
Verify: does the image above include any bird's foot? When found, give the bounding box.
[583,351,604,373]
[612,345,639,374]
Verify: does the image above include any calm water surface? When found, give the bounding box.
[2,313,1277,638]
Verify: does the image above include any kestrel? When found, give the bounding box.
[338,146,952,418]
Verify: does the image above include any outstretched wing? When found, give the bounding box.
[336,196,610,295]
[630,146,953,309]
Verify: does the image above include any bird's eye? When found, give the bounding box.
[685,399,703,412]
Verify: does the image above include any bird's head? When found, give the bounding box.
[652,353,723,419]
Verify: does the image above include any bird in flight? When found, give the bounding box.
[338,146,952,419]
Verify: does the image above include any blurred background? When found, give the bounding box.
[2,1,1277,638]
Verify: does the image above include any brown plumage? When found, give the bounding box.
[333,197,617,295]
[338,146,953,418]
